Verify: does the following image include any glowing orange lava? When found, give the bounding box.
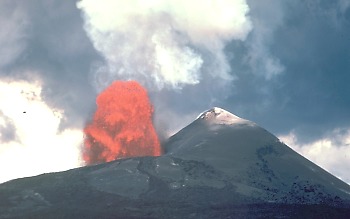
[83,81,161,164]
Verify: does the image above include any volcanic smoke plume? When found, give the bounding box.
[77,0,252,91]
[83,81,161,164]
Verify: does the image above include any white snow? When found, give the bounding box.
[197,107,254,126]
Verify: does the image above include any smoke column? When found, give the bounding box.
[83,80,161,164]
[77,0,252,91]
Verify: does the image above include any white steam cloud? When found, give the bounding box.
[77,0,252,90]
[0,79,83,183]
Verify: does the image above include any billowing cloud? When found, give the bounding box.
[0,0,100,132]
[0,79,83,183]
[77,0,252,91]
[0,112,16,143]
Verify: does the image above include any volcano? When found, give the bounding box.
[0,107,349,218]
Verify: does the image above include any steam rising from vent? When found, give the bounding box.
[77,0,252,90]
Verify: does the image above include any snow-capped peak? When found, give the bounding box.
[197,107,253,125]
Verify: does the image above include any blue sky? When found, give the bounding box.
[0,0,349,183]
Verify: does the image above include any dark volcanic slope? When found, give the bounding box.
[0,107,349,219]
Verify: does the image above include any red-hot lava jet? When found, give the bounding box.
[83,81,161,164]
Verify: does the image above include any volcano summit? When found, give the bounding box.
[0,107,349,218]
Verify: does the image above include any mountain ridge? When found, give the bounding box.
[165,107,350,203]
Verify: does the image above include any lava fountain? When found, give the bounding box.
[83,80,161,164]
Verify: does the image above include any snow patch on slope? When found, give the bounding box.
[197,107,254,126]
